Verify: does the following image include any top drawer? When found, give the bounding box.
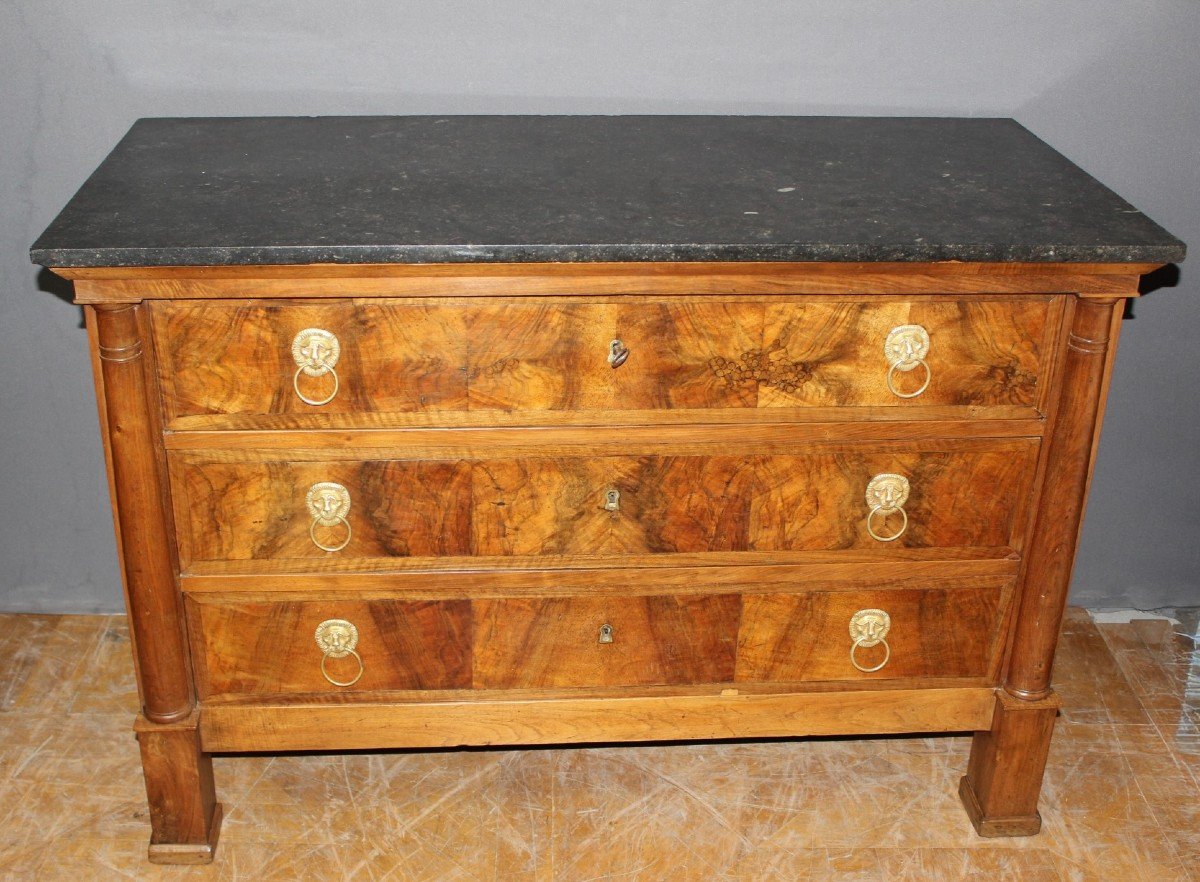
[151,296,1062,429]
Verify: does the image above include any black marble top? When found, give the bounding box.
[30,116,1185,268]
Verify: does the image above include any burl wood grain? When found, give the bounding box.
[759,299,1049,408]
[172,439,1038,565]
[152,296,1055,426]
[736,579,1012,683]
[186,597,472,696]
[152,300,470,422]
[473,594,741,689]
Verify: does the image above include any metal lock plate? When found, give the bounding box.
[598,623,614,644]
[603,488,621,512]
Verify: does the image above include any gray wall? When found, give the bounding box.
[4,1,1197,613]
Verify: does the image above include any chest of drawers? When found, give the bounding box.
[32,116,1184,863]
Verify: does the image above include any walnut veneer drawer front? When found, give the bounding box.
[187,583,1004,698]
[187,597,473,696]
[151,295,1060,427]
[474,594,740,689]
[187,593,739,696]
[171,438,1039,568]
[737,578,1014,683]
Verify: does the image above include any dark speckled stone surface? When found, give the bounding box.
[30,116,1185,268]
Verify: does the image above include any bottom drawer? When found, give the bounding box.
[474,594,741,688]
[186,592,742,696]
[736,578,1014,683]
[187,598,474,697]
[187,577,1012,698]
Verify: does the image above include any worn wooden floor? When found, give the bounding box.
[0,607,1196,881]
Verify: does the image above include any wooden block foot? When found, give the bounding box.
[148,802,223,865]
[959,689,1060,838]
[958,775,1041,836]
[136,712,222,863]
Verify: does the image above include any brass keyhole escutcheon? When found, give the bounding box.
[291,328,342,406]
[598,623,614,644]
[603,488,621,512]
[608,339,630,369]
[849,608,892,673]
[314,619,364,687]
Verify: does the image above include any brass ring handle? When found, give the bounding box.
[884,324,931,399]
[315,619,363,687]
[608,339,630,368]
[292,363,340,407]
[865,505,908,542]
[885,359,931,399]
[320,648,364,687]
[309,514,352,553]
[306,482,352,553]
[864,473,910,543]
[849,609,891,673]
[291,328,342,406]
[850,636,891,673]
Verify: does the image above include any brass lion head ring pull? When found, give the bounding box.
[306,482,352,553]
[849,609,892,673]
[884,324,931,399]
[291,328,341,406]
[315,619,364,687]
[865,473,910,542]
[608,339,630,369]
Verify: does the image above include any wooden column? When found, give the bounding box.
[960,296,1123,835]
[92,304,221,862]
[1005,297,1124,699]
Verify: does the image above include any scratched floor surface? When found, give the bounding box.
[0,607,1196,881]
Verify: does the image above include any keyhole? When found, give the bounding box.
[598,623,614,644]
[604,488,621,512]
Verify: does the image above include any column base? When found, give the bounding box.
[148,802,223,865]
[959,775,1041,837]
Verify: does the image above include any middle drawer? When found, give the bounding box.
[170,437,1038,569]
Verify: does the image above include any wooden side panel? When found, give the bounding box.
[152,296,1057,425]
[187,597,473,696]
[172,440,1039,565]
[737,580,1012,682]
[473,594,741,688]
